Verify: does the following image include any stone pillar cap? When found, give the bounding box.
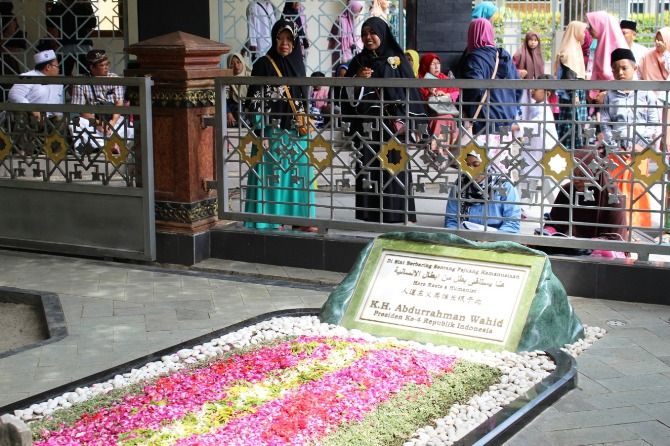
[126,31,231,80]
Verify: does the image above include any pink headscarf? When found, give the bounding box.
[331,0,364,63]
[639,27,670,81]
[586,11,628,80]
[467,18,496,52]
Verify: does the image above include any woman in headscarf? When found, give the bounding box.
[328,0,364,72]
[445,151,521,233]
[342,17,424,223]
[460,18,521,135]
[281,1,309,57]
[638,27,670,83]
[586,11,628,81]
[404,49,420,77]
[544,149,627,240]
[418,52,460,148]
[513,31,544,79]
[226,52,251,127]
[244,19,316,232]
[554,21,588,149]
[471,1,497,21]
[369,0,389,22]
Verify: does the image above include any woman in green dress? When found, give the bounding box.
[244,19,316,231]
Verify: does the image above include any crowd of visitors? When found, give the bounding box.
[5,1,669,247]
[231,2,669,247]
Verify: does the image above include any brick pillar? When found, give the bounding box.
[126,32,231,265]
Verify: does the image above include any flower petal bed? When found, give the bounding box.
[16,316,604,446]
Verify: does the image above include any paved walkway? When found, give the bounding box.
[0,249,669,445]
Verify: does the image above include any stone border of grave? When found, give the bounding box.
[0,309,576,445]
[0,287,67,360]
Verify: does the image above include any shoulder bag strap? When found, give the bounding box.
[266,55,301,118]
[472,49,500,121]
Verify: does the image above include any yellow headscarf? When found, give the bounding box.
[405,49,420,77]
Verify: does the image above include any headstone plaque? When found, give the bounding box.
[340,238,546,351]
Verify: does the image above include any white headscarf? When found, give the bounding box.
[227,52,251,103]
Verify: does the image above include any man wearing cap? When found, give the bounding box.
[601,47,659,151]
[71,49,125,134]
[70,49,131,152]
[8,49,64,119]
[601,47,659,228]
[620,20,648,71]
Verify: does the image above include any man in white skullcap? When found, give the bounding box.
[8,49,64,119]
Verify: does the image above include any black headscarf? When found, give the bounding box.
[249,19,308,129]
[281,2,307,47]
[346,17,424,115]
[263,19,306,82]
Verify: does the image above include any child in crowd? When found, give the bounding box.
[309,71,329,128]
[601,48,660,228]
[516,74,559,208]
[513,31,544,79]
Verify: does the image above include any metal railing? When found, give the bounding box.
[215,76,670,261]
[0,75,149,186]
[0,75,155,260]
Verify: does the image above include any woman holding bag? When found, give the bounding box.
[244,19,317,232]
[460,18,521,136]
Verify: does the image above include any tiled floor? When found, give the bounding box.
[1,249,669,445]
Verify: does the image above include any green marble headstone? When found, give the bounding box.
[320,232,584,352]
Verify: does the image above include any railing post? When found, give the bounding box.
[126,32,231,265]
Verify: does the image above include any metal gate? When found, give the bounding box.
[0,76,155,261]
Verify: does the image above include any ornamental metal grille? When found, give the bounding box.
[0,74,154,261]
[0,76,144,186]
[0,0,125,79]
[215,75,670,261]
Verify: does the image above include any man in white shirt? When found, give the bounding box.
[247,0,277,61]
[620,20,648,70]
[9,49,64,119]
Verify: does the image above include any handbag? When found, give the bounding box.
[266,55,316,136]
[427,94,459,116]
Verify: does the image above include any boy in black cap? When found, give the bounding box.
[600,47,659,228]
[601,48,659,151]
[620,20,648,69]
